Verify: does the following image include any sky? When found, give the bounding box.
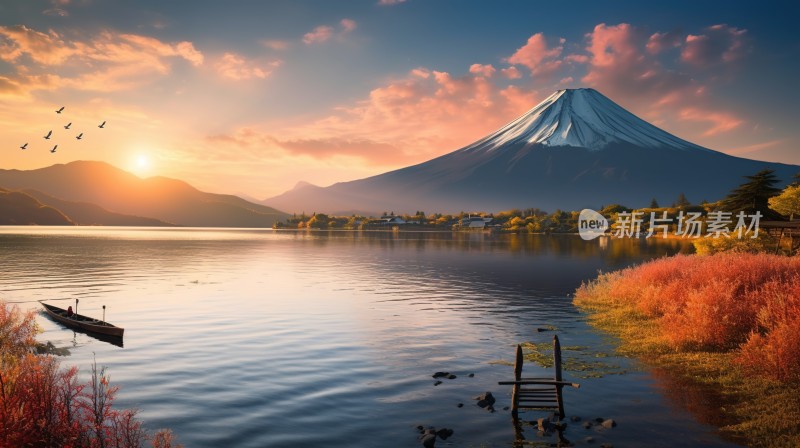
[1,0,799,200]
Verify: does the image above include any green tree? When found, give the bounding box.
[720,169,783,220]
[768,184,800,220]
[649,198,659,208]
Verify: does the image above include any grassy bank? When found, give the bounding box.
[573,253,800,447]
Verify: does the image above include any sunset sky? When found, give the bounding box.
[1,0,798,199]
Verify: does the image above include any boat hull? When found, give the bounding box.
[40,303,124,337]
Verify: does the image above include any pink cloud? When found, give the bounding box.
[681,24,748,67]
[500,66,521,79]
[507,32,563,75]
[585,23,640,68]
[303,25,334,44]
[469,63,496,78]
[303,19,357,45]
[261,39,290,51]
[260,66,539,167]
[646,31,683,54]
[340,18,357,34]
[564,54,589,64]
[679,107,744,136]
[410,67,430,78]
[215,52,281,81]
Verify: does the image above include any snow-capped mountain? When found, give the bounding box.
[264,88,798,214]
[472,88,707,151]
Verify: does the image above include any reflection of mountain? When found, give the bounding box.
[0,188,73,225]
[23,189,174,227]
[264,88,800,214]
[0,161,288,227]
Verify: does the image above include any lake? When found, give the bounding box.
[0,228,741,447]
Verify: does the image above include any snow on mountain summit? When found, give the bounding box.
[473,88,708,151]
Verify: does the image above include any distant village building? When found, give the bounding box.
[461,216,493,229]
[378,215,406,225]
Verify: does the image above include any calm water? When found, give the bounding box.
[0,228,741,447]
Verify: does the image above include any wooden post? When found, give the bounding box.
[511,344,523,418]
[553,335,565,419]
[75,298,79,317]
[102,305,106,323]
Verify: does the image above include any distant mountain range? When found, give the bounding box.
[0,161,288,227]
[263,88,800,215]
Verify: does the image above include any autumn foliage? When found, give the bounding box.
[574,253,800,382]
[0,302,180,448]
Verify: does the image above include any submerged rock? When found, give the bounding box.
[601,419,616,429]
[420,433,436,447]
[474,391,496,408]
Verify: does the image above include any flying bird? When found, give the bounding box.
[44,130,52,139]
[76,133,83,140]
[98,121,106,128]
[20,143,27,150]
[50,145,58,153]
[64,122,72,129]
[56,106,64,114]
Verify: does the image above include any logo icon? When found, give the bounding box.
[578,209,608,241]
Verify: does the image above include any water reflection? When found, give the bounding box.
[0,227,738,448]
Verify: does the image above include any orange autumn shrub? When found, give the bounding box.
[575,253,800,381]
[0,302,181,448]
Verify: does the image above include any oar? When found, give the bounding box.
[103,305,106,323]
[75,298,79,317]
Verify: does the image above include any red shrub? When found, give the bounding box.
[576,253,800,381]
[0,302,181,448]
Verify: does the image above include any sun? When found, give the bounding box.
[132,153,151,175]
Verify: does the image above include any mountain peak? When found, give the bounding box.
[473,87,708,151]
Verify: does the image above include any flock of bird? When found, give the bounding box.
[19,106,106,153]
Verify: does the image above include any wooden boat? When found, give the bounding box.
[40,302,124,337]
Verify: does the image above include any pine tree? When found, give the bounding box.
[649,198,659,208]
[676,192,690,208]
[720,169,783,220]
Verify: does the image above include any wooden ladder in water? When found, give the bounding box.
[498,335,580,419]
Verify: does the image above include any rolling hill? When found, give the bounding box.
[0,161,288,227]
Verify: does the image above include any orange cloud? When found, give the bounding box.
[258,66,538,166]
[679,107,744,136]
[0,25,204,96]
[215,52,281,80]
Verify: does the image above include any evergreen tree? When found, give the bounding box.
[676,192,690,208]
[720,169,783,220]
[649,198,659,208]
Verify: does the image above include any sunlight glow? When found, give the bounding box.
[132,153,151,176]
